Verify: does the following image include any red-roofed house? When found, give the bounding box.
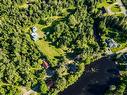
[42,60,49,69]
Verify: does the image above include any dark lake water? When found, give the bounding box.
[60,57,120,95]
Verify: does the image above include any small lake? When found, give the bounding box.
[60,57,120,95]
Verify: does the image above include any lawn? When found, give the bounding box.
[36,34,65,66]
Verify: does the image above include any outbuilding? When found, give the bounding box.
[105,38,118,48]
[31,32,38,41]
[42,60,50,69]
[32,26,37,32]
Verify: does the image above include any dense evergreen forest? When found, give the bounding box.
[0,0,127,95]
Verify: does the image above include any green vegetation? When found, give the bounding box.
[105,53,127,95]
[96,0,113,8]
[111,4,121,12]
[0,0,127,95]
[36,38,65,66]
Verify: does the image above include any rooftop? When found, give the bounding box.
[31,32,38,41]
[105,38,118,48]
[42,60,49,69]
[32,26,37,32]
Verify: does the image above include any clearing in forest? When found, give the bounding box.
[34,23,65,65]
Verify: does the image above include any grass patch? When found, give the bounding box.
[111,43,127,53]
[96,0,113,8]
[120,71,127,76]
[36,37,65,65]
[17,3,28,9]
[111,4,121,12]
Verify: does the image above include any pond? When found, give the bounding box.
[60,57,120,95]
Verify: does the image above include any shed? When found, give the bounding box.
[31,32,38,41]
[32,26,37,32]
[42,60,49,69]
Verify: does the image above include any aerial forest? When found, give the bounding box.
[0,0,127,95]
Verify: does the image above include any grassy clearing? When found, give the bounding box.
[44,16,63,20]
[23,15,67,65]
[36,38,64,64]
[33,23,65,65]
[36,29,65,65]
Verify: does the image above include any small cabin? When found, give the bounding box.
[42,60,49,69]
[31,32,38,41]
[105,39,118,48]
[32,26,37,33]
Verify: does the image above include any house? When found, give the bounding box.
[46,69,55,77]
[68,64,77,73]
[31,32,38,41]
[105,38,118,48]
[42,60,49,69]
[32,26,37,32]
